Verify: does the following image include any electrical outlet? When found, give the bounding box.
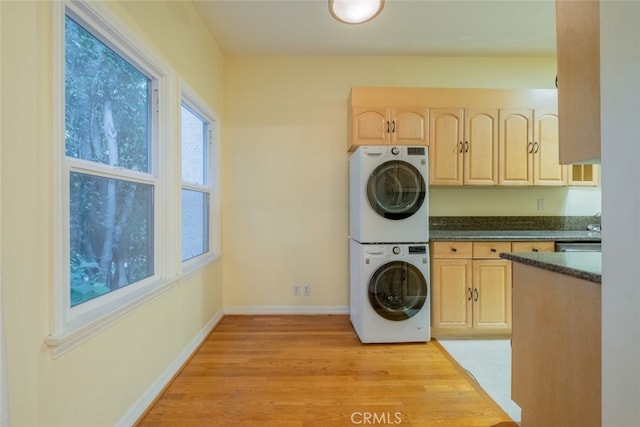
[292,285,300,297]
[303,285,311,296]
[537,198,545,211]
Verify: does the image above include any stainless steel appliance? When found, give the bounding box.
[555,242,602,252]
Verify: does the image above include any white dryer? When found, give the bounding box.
[349,145,428,244]
[350,240,430,343]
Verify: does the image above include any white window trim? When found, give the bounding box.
[48,0,177,358]
[180,81,222,277]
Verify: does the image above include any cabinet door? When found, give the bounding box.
[350,107,390,149]
[569,164,600,186]
[472,260,512,329]
[429,108,464,185]
[464,109,499,185]
[392,107,428,146]
[534,110,567,186]
[431,258,472,329]
[499,109,534,185]
[556,0,600,164]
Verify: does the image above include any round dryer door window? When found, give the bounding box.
[367,161,426,220]
[368,261,427,321]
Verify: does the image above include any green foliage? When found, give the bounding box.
[70,251,109,307]
[65,15,154,306]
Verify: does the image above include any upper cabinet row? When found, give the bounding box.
[348,87,598,186]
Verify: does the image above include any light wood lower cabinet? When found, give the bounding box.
[431,240,554,337]
[431,241,512,336]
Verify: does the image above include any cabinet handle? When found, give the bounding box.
[451,247,457,252]
[533,141,539,153]
[468,288,473,301]
[532,248,539,252]
[391,120,396,133]
[474,288,479,302]
[490,248,497,253]
[459,141,464,153]
[386,121,390,133]
[528,141,534,153]
[464,140,469,153]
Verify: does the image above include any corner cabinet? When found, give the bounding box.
[556,0,601,164]
[348,106,428,151]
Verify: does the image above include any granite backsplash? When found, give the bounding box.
[430,216,601,231]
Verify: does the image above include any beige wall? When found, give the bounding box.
[0,1,604,424]
[222,55,601,311]
[0,1,224,425]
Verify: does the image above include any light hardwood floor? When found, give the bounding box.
[137,315,516,427]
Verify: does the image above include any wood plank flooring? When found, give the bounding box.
[137,315,516,427]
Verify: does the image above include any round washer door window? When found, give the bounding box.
[367,160,426,220]
[368,261,427,321]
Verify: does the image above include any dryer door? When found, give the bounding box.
[368,261,427,321]
[367,160,426,220]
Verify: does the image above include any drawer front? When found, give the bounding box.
[433,241,473,259]
[472,241,512,259]
[511,241,555,253]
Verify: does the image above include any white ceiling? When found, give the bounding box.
[193,0,557,57]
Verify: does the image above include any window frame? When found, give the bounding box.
[48,0,176,357]
[180,83,221,276]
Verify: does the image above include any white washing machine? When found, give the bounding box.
[349,145,429,244]
[350,240,431,343]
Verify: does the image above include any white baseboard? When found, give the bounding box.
[224,305,350,315]
[116,309,224,427]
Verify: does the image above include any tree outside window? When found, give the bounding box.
[65,15,155,306]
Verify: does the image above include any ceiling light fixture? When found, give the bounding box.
[329,0,385,24]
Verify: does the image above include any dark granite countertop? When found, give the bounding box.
[429,216,602,242]
[500,251,601,284]
[430,229,601,242]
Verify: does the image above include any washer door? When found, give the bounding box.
[367,160,426,220]
[368,261,427,321]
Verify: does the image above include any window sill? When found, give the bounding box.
[46,279,175,359]
[181,252,221,279]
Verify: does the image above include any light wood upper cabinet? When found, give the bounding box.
[465,109,499,186]
[349,106,427,151]
[556,0,601,164]
[499,109,566,186]
[499,109,533,185]
[569,164,600,186]
[533,109,566,186]
[429,108,498,186]
[429,108,464,185]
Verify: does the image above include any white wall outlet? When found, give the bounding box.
[303,285,311,296]
[292,285,300,296]
[537,198,545,211]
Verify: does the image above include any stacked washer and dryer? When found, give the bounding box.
[349,146,431,343]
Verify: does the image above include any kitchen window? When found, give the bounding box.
[180,89,220,273]
[49,1,174,355]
